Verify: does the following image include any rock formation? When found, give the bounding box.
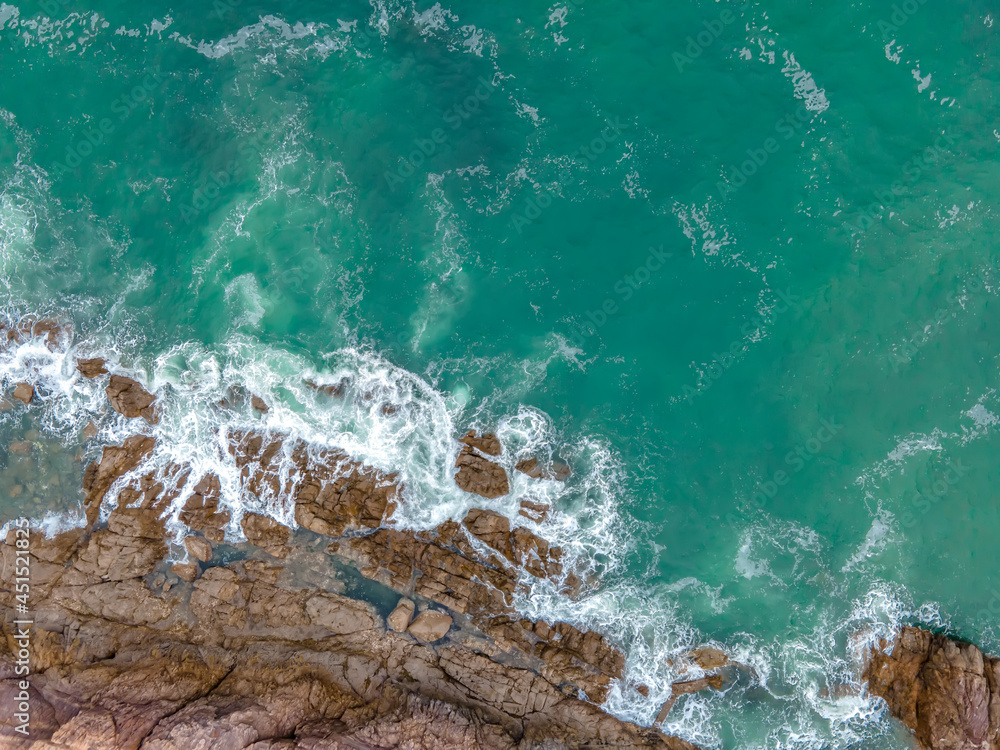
[0,338,700,749]
[105,374,158,424]
[76,358,109,379]
[12,383,34,405]
[459,430,502,457]
[455,445,510,499]
[0,444,698,749]
[865,626,1000,750]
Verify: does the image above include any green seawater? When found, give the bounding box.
[1,1,999,747]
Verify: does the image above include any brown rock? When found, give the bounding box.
[0,357,701,750]
[241,512,290,559]
[459,429,502,456]
[515,457,571,481]
[656,675,724,724]
[171,563,199,582]
[225,430,397,538]
[518,498,550,523]
[387,598,415,633]
[304,378,347,397]
[865,626,1000,750]
[106,374,158,423]
[455,446,509,499]
[185,536,213,563]
[29,318,70,351]
[688,646,730,671]
[515,457,544,478]
[463,507,513,558]
[76,357,109,378]
[179,474,229,542]
[251,395,269,413]
[82,435,157,524]
[408,610,453,642]
[12,382,33,404]
[82,421,99,441]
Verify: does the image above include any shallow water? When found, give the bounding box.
[2,1,999,746]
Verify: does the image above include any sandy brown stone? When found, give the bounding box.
[12,382,33,405]
[106,374,158,423]
[388,598,415,633]
[179,474,229,543]
[515,457,544,478]
[865,626,1000,750]
[171,563,199,582]
[82,435,157,524]
[408,610,453,642]
[455,446,509,499]
[459,429,502,456]
[185,536,213,563]
[241,512,290,559]
[687,646,730,671]
[251,395,269,413]
[518,498,550,523]
[77,357,109,378]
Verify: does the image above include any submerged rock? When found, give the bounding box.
[865,626,1000,750]
[304,378,347,397]
[12,382,33,404]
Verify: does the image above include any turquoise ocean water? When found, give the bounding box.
[1,1,998,746]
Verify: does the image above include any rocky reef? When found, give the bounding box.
[10,320,1000,749]
[865,626,1000,750]
[0,325,701,749]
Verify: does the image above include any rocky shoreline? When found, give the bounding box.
[0,319,702,749]
[1,318,999,749]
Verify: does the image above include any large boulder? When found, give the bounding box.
[388,598,415,633]
[106,374,158,423]
[408,610,453,642]
[77,357,109,378]
[865,626,1000,750]
[11,382,33,405]
[455,446,509,499]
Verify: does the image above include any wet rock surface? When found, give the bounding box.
[865,626,1000,750]
[105,374,158,424]
[0,494,698,749]
[455,445,510,499]
[12,382,34,405]
[459,430,503,456]
[0,335,700,749]
[76,358,109,378]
